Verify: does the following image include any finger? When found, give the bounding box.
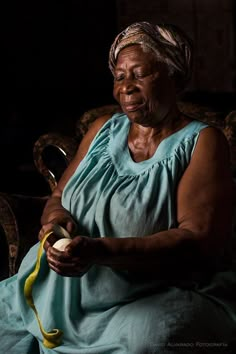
[47,256,87,277]
[38,223,54,241]
[46,247,88,272]
[47,246,80,263]
[48,263,74,277]
[38,228,46,241]
[45,234,60,250]
[66,220,76,234]
[65,236,84,256]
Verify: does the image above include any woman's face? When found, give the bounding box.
[113,44,177,126]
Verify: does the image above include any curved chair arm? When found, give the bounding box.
[177,101,226,128]
[0,192,48,278]
[33,133,79,192]
[33,105,121,193]
[0,195,18,279]
[223,111,236,176]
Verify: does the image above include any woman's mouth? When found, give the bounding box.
[123,102,143,112]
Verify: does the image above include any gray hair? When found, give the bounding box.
[109,21,193,91]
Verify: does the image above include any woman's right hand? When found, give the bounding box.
[38,212,77,251]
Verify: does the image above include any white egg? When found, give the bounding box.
[53,238,72,251]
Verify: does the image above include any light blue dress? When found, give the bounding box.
[0,113,236,353]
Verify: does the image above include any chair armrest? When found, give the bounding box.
[33,133,78,192]
[223,111,236,177]
[178,101,225,128]
[0,192,47,279]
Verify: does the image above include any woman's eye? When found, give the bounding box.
[114,74,124,82]
[135,74,144,79]
[135,71,149,79]
[135,70,155,79]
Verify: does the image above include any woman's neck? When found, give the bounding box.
[128,108,191,162]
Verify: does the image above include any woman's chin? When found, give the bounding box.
[125,109,145,123]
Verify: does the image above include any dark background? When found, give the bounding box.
[2,1,118,195]
[2,0,236,196]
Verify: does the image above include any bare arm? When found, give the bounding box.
[96,127,235,268]
[39,114,112,237]
[47,127,235,276]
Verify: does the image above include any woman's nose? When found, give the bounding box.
[120,78,136,94]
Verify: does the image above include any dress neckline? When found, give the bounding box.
[124,119,195,165]
[109,113,207,176]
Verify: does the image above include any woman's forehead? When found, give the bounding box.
[116,45,157,63]
[115,45,162,69]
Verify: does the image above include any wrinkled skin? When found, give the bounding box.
[39,44,180,278]
[46,236,101,277]
[38,44,235,278]
[113,44,177,127]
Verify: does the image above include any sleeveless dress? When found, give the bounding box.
[0,113,236,354]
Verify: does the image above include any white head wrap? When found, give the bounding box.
[109,21,193,90]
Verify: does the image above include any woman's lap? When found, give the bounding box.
[0,275,235,353]
[0,275,40,353]
[106,287,235,353]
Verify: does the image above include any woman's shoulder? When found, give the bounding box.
[89,113,113,134]
[197,124,230,156]
[176,119,228,150]
[189,124,232,185]
[87,111,126,136]
[75,112,126,160]
[80,113,113,147]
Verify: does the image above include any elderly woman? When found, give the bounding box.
[0,21,236,353]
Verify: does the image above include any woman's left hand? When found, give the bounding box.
[46,236,101,277]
